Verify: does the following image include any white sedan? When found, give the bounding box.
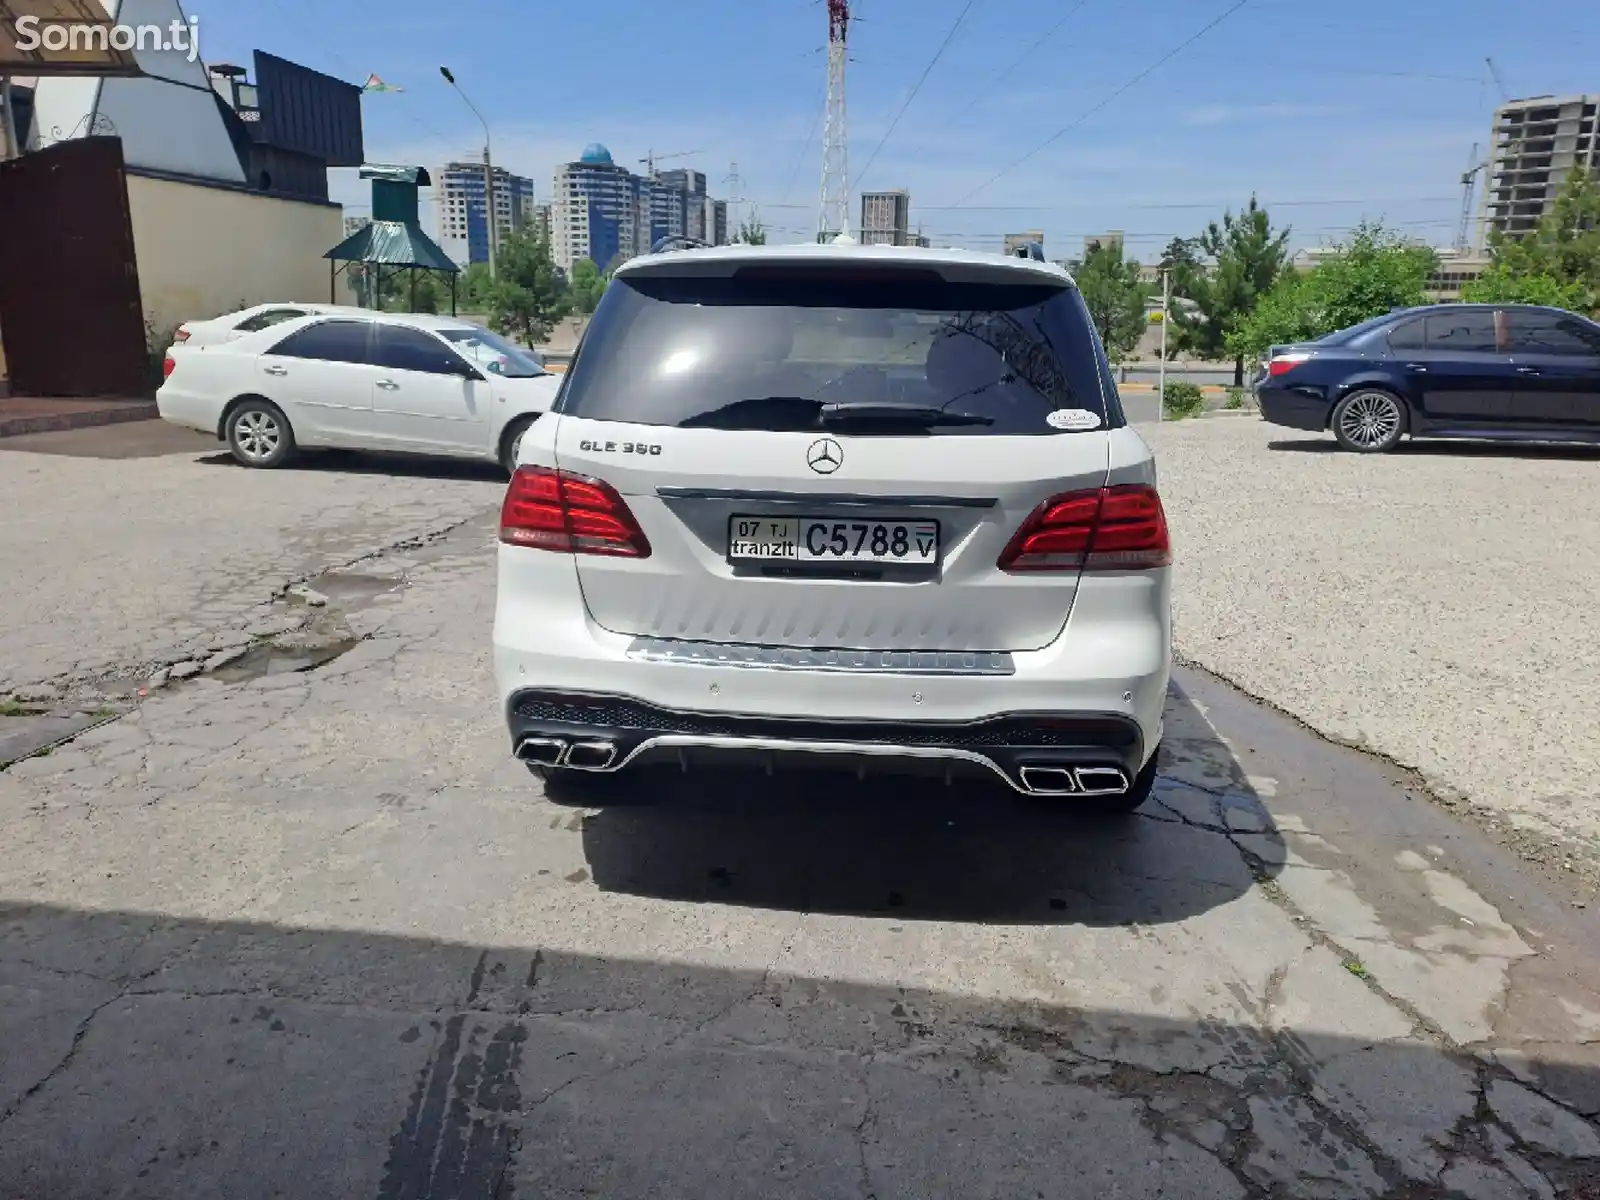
[173,302,368,348]
[157,311,562,472]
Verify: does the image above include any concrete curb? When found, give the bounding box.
[0,402,159,440]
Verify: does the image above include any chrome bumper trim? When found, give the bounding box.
[656,487,997,509]
[624,638,1016,676]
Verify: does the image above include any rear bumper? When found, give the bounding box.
[1257,385,1331,432]
[156,385,223,437]
[492,548,1171,791]
[504,689,1147,793]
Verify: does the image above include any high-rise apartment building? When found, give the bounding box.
[860,189,912,245]
[657,168,710,242]
[551,144,649,273]
[436,162,537,266]
[551,146,730,272]
[1479,93,1599,242]
[705,197,728,246]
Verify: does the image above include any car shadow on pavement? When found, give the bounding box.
[2,901,1598,1199]
[1268,437,1600,460]
[575,678,1281,928]
[196,449,508,483]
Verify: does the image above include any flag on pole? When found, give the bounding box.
[362,75,403,93]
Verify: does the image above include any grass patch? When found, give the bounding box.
[1343,957,1371,981]
[0,700,32,717]
[1161,381,1205,420]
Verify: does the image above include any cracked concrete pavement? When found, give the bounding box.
[1145,419,1600,893]
[0,437,506,697]
[2,444,1598,1198]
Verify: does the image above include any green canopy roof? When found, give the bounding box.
[323,220,459,272]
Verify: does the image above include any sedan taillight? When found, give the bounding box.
[997,485,1171,573]
[1267,352,1311,377]
[499,465,652,558]
[162,355,176,379]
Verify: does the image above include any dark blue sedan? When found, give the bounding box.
[1255,303,1600,452]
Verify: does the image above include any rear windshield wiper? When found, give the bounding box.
[676,396,995,432]
[819,403,994,429]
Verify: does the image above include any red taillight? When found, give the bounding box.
[174,327,190,343]
[499,465,651,558]
[997,484,1171,572]
[1267,352,1309,376]
[162,355,176,379]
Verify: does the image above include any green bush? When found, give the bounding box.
[1162,381,1205,419]
[1224,387,1246,410]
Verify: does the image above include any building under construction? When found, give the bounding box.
[1478,92,1599,242]
[860,189,910,245]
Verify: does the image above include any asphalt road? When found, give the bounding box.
[1120,389,1162,424]
[1,428,1597,1198]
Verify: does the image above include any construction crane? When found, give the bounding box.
[638,149,703,179]
[1457,141,1484,251]
[1484,57,1509,103]
[1471,58,1520,250]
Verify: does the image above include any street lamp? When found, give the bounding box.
[439,65,497,279]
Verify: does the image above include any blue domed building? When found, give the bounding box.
[550,142,726,273]
[551,142,647,274]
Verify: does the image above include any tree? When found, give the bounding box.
[485,231,572,344]
[736,212,768,245]
[459,262,496,311]
[567,258,609,314]
[408,272,441,314]
[1228,221,1437,360]
[1461,169,1600,314]
[1074,238,1149,362]
[1460,265,1585,309]
[1168,197,1291,384]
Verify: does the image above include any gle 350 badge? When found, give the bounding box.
[579,439,662,455]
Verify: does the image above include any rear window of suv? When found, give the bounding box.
[556,267,1117,435]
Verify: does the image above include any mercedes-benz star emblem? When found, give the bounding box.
[806,437,843,475]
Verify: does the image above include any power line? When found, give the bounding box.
[948,0,1253,208]
[948,0,1093,124]
[851,0,980,192]
[753,217,1459,241]
[740,194,1460,212]
[780,83,826,208]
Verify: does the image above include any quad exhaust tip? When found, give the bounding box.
[516,737,566,766]
[565,740,617,770]
[1018,764,1130,797]
[514,737,617,771]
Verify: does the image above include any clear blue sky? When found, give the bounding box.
[197,0,1600,258]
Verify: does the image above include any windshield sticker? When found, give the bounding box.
[1046,408,1101,431]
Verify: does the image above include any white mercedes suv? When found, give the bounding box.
[492,239,1172,811]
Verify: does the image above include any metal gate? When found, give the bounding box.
[0,136,148,397]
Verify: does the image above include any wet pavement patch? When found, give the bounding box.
[291,568,408,611]
[208,636,364,683]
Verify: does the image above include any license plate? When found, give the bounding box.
[729,516,940,564]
